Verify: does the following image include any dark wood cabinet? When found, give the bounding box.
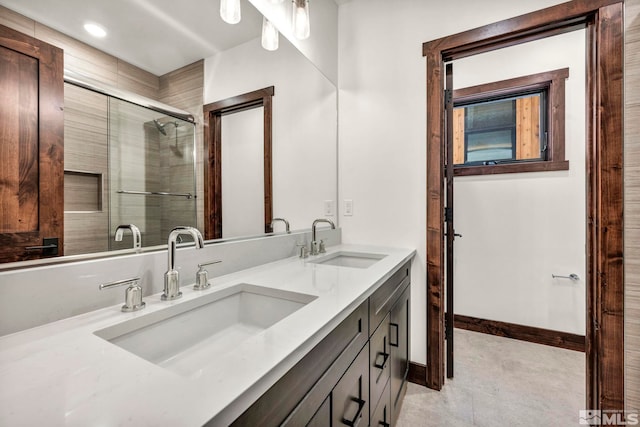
[371,380,391,427]
[307,396,331,427]
[370,313,391,411]
[227,260,411,427]
[229,301,368,427]
[369,261,411,427]
[390,285,410,424]
[332,343,369,427]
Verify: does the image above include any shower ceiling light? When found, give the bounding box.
[292,0,310,40]
[220,0,241,24]
[84,22,107,38]
[261,17,279,51]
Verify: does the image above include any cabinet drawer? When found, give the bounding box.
[369,261,410,336]
[229,301,368,427]
[332,343,370,427]
[369,313,390,411]
[371,379,391,427]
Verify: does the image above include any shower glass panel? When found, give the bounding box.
[109,99,197,249]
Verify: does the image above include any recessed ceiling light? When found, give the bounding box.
[84,23,107,38]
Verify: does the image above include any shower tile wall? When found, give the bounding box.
[63,84,109,255]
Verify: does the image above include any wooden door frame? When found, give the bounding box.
[203,86,274,240]
[423,0,624,411]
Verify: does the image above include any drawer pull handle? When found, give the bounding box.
[379,422,390,427]
[374,351,389,369]
[390,323,399,347]
[342,397,366,427]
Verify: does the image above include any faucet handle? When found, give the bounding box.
[99,277,145,312]
[319,239,326,253]
[194,260,222,290]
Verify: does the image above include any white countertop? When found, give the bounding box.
[0,244,415,427]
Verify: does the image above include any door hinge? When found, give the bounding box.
[445,316,453,340]
[445,316,449,340]
[444,89,453,106]
[444,207,453,223]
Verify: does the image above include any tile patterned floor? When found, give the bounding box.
[397,329,585,426]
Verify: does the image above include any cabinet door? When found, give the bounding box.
[0,24,64,262]
[370,313,391,412]
[332,343,369,427]
[371,379,391,427]
[389,285,410,424]
[306,395,331,427]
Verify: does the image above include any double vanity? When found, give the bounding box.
[0,238,414,426]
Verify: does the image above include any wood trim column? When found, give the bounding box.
[589,2,625,411]
[425,49,445,390]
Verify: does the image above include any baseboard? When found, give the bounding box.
[453,314,585,352]
[407,361,427,386]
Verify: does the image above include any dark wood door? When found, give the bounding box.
[444,62,455,379]
[0,24,64,262]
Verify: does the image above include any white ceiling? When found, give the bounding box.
[0,0,264,75]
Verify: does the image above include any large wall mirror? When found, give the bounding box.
[0,0,337,267]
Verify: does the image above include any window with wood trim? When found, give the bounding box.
[452,68,569,176]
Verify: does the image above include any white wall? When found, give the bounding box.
[337,0,567,364]
[452,31,586,335]
[204,35,337,232]
[222,108,265,238]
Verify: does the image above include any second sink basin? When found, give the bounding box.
[309,251,387,269]
[94,283,316,378]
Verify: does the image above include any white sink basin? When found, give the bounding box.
[308,251,387,269]
[94,283,316,378]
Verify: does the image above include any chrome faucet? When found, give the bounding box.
[311,219,335,255]
[114,224,142,250]
[271,217,290,233]
[162,226,204,301]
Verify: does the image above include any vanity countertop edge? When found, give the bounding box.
[0,244,416,427]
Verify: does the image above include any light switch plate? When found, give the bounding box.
[344,199,353,216]
[324,200,334,216]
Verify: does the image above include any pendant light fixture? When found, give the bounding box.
[292,0,310,40]
[220,0,241,24]
[261,17,279,51]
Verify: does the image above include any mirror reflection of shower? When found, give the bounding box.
[154,118,182,157]
[109,99,197,250]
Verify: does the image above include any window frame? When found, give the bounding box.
[452,68,570,176]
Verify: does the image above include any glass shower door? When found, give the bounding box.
[109,99,197,249]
